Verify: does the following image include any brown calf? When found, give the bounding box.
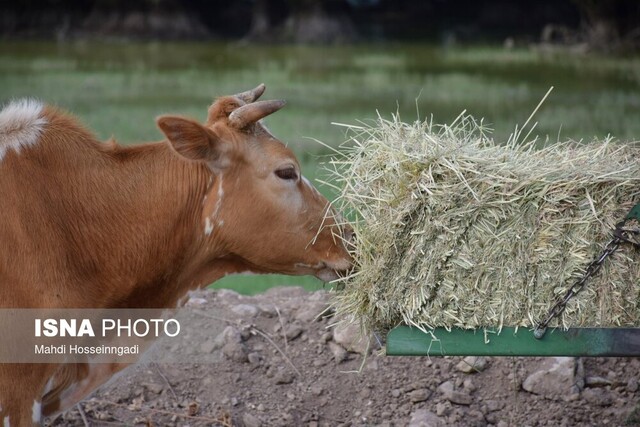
[0,85,353,425]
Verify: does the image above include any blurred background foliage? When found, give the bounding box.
[1,0,640,52]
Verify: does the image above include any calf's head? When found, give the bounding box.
[157,84,353,281]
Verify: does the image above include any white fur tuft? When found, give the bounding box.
[0,99,47,162]
[31,400,41,423]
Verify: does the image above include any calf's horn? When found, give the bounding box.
[234,83,266,104]
[228,100,286,129]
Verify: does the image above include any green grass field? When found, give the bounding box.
[1,41,639,294]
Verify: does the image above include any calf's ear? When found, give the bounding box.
[157,115,227,167]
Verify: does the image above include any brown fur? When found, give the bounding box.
[0,89,352,425]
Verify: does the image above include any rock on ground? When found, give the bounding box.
[522,357,581,401]
[456,356,489,373]
[409,409,445,427]
[332,320,371,354]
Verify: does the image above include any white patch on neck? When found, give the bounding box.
[204,217,214,236]
[3,415,10,427]
[0,99,46,163]
[31,400,41,424]
[204,174,224,236]
[214,175,224,215]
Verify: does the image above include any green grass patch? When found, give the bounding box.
[210,274,332,295]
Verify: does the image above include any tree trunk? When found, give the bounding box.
[82,0,210,40]
[246,0,357,44]
[572,0,640,52]
[246,0,272,40]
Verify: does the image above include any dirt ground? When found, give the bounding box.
[45,287,640,427]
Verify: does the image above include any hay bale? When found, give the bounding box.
[329,113,640,332]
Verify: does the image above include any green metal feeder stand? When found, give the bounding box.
[386,326,640,357]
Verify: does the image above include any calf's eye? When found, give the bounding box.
[275,167,298,181]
